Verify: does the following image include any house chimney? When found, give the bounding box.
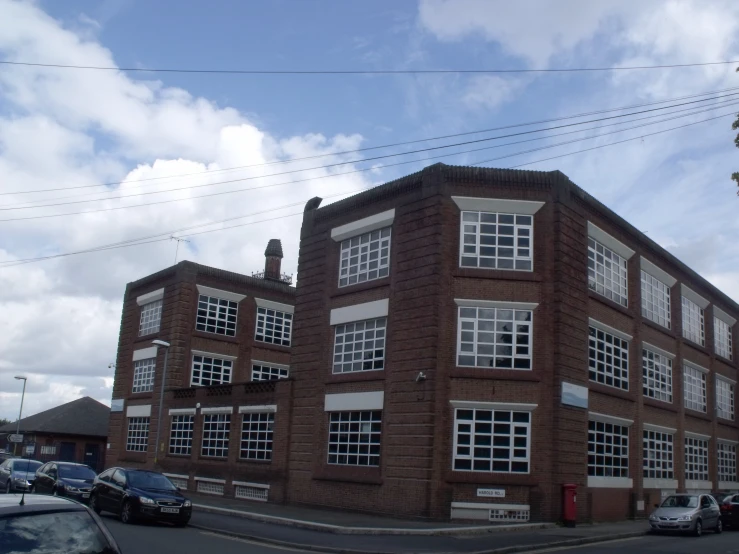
[264,239,283,280]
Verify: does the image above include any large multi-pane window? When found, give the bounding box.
[453,408,531,473]
[641,271,671,328]
[588,420,629,478]
[169,415,194,455]
[251,363,289,381]
[715,317,734,360]
[588,326,629,391]
[333,317,386,373]
[191,354,233,386]
[684,365,707,413]
[255,307,292,346]
[460,212,533,271]
[132,358,155,393]
[240,412,274,461]
[685,437,709,481]
[643,429,674,479]
[201,414,230,458]
[718,442,738,483]
[196,295,238,336]
[126,417,149,452]
[327,411,381,467]
[339,228,391,287]
[139,300,162,336]
[682,297,705,346]
[457,307,533,369]
[642,348,672,403]
[588,238,628,306]
[717,378,735,421]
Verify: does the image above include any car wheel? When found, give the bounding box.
[120,500,134,524]
[694,519,702,537]
[716,519,723,534]
[89,493,102,514]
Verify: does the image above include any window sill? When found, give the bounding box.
[192,330,240,344]
[588,381,635,402]
[451,368,541,382]
[253,341,291,354]
[331,278,390,298]
[684,409,711,422]
[445,471,538,486]
[588,290,633,318]
[313,465,382,485]
[681,339,710,356]
[196,456,230,463]
[640,318,676,339]
[643,397,678,413]
[326,371,386,384]
[453,268,541,282]
[236,459,273,465]
[715,353,736,368]
[718,419,738,429]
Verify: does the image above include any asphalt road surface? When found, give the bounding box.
[534,532,739,554]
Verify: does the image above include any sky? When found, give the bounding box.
[0,0,738,420]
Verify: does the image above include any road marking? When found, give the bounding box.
[521,536,644,553]
[199,530,311,552]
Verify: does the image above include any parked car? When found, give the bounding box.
[718,492,739,528]
[90,467,192,526]
[0,451,18,463]
[0,458,42,493]
[0,491,121,553]
[649,493,722,536]
[32,461,96,503]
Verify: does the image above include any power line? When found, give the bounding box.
[2,93,738,218]
[4,85,739,198]
[3,59,739,74]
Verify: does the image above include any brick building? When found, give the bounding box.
[107,163,739,523]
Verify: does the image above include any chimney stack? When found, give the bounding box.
[264,239,283,280]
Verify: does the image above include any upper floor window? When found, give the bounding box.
[339,228,391,287]
[642,346,673,403]
[715,309,734,360]
[682,296,705,346]
[333,317,386,373]
[588,238,628,306]
[457,304,533,369]
[251,362,289,381]
[139,300,162,336]
[191,353,233,386]
[460,212,533,271]
[132,358,155,393]
[197,295,238,336]
[588,321,629,391]
[255,307,293,346]
[684,363,707,413]
[328,411,382,467]
[717,377,735,421]
[641,271,671,328]
[126,417,149,452]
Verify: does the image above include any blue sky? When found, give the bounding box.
[0,0,738,417]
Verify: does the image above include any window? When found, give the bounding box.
[682,296,705,346]
[453,409,531,473]
[191,354,233,386]
[460,212,533,271]
[339,228,391,287]
[255,307,292,346]
[132,358,156,393]
[717,378,735,421]
[333,317,386,373]
[685,437,709,481]
[643,430,673,479]
[457,307,532,369]
[641,271,671,328]
[0,511,112,553]
[126,417,149,452]
[196,294,238,336]
[588,238,628,306]
[715,317,734,360]
[588,420,629,478]
[169,415,194,455]
[327,411,381,466]
[139,299,162,336]
[588,326,629,391]
[251,363,289,381]
[240,412,274,461]
[718,443,738,483]
[201,414,230,458]
[642,349,672,403]
[684,365,707,413]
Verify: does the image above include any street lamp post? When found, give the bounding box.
[151,340,171,466]
[13,376,27,456]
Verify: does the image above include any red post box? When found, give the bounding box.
[563,483,577,527]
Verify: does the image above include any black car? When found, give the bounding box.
[33,461,96,503]
[0,492,121,553]
[718,492,739,528]
[90,467,192,526]
[0,458,42,493]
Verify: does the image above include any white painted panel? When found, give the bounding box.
[330,299,389,325]
[254,298,294,314]
[684,431,711,440]
[200,406,233,415]
[126,404,151,418]
[640,258,677,287]
[587,476,634,488]
[324,391,384,412]
[454,299,538,311]
[684,360,709,374]
[643,423,677,434]
[451,502,531,510]
[163,473,189,479]
[330,209,395,242]
[451,196,545,215]
[168,408,196,416]
[238,405,277,414]
[681,284,709,309]
[719,481,738,489]
[450,400,537,412]
[642,342,676,360]
[132,346,158,362]
[717,374,737,385]
[643,478,678,489]
[232,481,270,489]
[714,306,737,326]
[196,285,246,303]
[136,288,165,306]
[251,360,290,370]
[718,438,739,445]
[685,480,712,491]
[588,411,634,427]
[194,476,226,484]
[450,507,490,521]
[191,349,238,362]
[587,222,635,260]
[588,318,633,341]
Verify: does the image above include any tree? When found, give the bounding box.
[734,67,739,192]
[0,418,11,427]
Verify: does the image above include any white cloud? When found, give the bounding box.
[461,75,524,111]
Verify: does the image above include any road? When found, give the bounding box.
[532,532,739,554]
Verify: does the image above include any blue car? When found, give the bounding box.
[0,458,43,493]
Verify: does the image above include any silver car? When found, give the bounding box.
[649,494,722,536]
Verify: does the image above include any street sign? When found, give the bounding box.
[25,445,35,455]
[8,434,23,443]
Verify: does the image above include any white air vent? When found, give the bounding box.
[489,507,530,522]
[235,485,268,502]
[196,481,224,496]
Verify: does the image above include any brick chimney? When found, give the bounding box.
[264,239,283,280]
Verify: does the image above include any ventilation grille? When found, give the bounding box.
[169,478,188,490]
[489,508,530,522]
[235,485,268,502]
[196,481,224,495]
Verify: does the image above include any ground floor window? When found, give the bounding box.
[718,442,738,483]
[240,412,274,461]
[588,420,629,477]
[327,411,381,466]
[643,429,673,479]
[169,415,194,456]
[201,413,230,458]
[126,417,149,452]
[685,437,709,481]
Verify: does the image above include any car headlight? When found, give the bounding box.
[13,478,29,485]
[677,515,693,521]
[649,514,658,521]
[139,496,156,505]
[63,484,79,492]
[183,500,192,507]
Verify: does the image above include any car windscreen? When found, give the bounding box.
[11,460,42,474]
[661,495,699,508]
[59,465,97,480]
[127,471,178,491]
[0,510,112,554]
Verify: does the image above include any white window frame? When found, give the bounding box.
[332,317,387,373]
[588,235,629,307]
[718,442,738,484]
[588,320,630,391]
[684,363,708,413]
[240,410,275,461]
[132,358,156,393]
[642,345,673,404]
[190,352,234,387]
[255,306,293,347]
[251,361,289,381]
[588,417,630,479]
[139,299,163,336]
[685,436,709,482]
[643,428,674,480]
[339,227,391,287]
[716,377,735,421]
[714,312,734,361]
[201,413,231,458]
[126,417,149,452]
[169,414,194,456]
[641,270,671,329]
[196,292,239,336]
[327,410,382,467]
[681,287,707,346]
[459,211,535,271]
